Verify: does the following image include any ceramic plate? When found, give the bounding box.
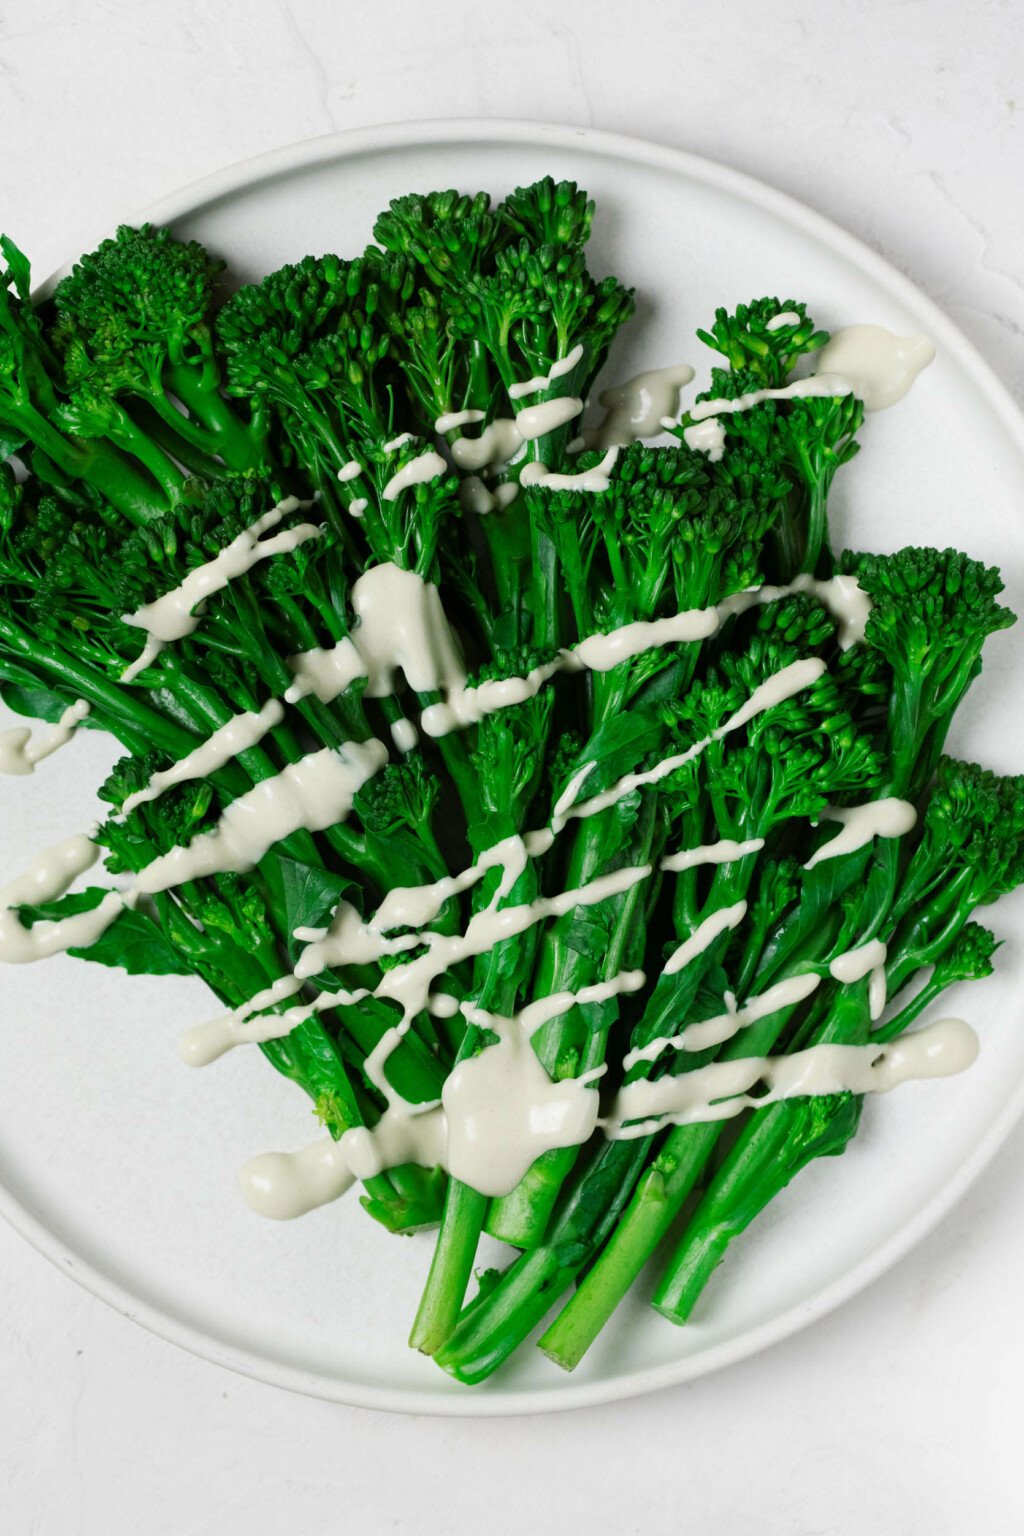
[2,120,1023,1415]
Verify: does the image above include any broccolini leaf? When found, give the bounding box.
[1,681,87,724]
[17,887,192,976]
[261,857,353,964]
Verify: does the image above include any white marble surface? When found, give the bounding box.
[0,1,1022,1530]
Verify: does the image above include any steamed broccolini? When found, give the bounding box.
[0,176,1019,1386]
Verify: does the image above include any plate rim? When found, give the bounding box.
[4,115,1024,1417]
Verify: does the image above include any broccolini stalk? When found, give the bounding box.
[539,607,1016,1364]
[872,922,997,1043]
[483,786,662,1250]
[489,591,873,1249]
[0,237,162,522]
[435,1133,656,1385]
[650,757,1024,1325]
[482,446,793,1250]
[380,178,635,644]
[410,675,563,1350]
[443,604,878,1372]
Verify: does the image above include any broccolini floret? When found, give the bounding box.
[842,546,1016,795]
[51,224,270,478]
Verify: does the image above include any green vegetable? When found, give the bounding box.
[1,181,1019,1385]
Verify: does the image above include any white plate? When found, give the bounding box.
[2,120,1024,1417]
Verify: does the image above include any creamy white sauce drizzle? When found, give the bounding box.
[180,979,367,1067]
[296,827,554,1005]
[661,837,765,874]
[458,475,495,515]
[347,563,465,697]
[450,417,524,473]
[450,396,584,478]
[336,460,363,483]
[383,432,415,453]
[284,641,363,705]
[419,598,723,737]
[181,974,304,1066]
[459,478,521,515]
[121,700,285,813]
[590,364,695,448]
[675,325,934,462]
[519,446,619,494]
[285,564,466,707]
[0,700,91,777]
[349,497,368,519]
[717,574,871,652]
[239,1138,357,1218]
[609,1018,977,1135]
[240,971,644,1215]
[390,719,418,753]
[381,449,447,502]
[830,937,887,984]
[181,989,302,1062]
[688,374,858,422]
[291,831,553,990]
[682,418,728,460]
[625,971,822,1066]
[804,798,917,870]
[420,659,563,736]
[242,1010,977,1213]
[441,970,644,1197]
[350,586,694,739]
[573,600,720,669]
[418,574,866,738]
[815,326,935,411]
[353,856,648,1111]
[670,374,860,466]
[0,833,129,964]
[239,1100,450,1220]
[674,375,858,463]
[341,1104,449,1183]
[829,936,890,1023]
[375,831,534,935]
[136,739,386,895]
[121,498,319,681]
[765,310,801,332]
[461,970,646,1044]
[663,901,748,977]
[782,574,871,650]
[507,344,585,400]
[436,408,485,434]
[293,897,426,980]
[514,396,583,439]
[441,1051,600,1198]
[118,633,165,683]
[372,862,652,1041]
